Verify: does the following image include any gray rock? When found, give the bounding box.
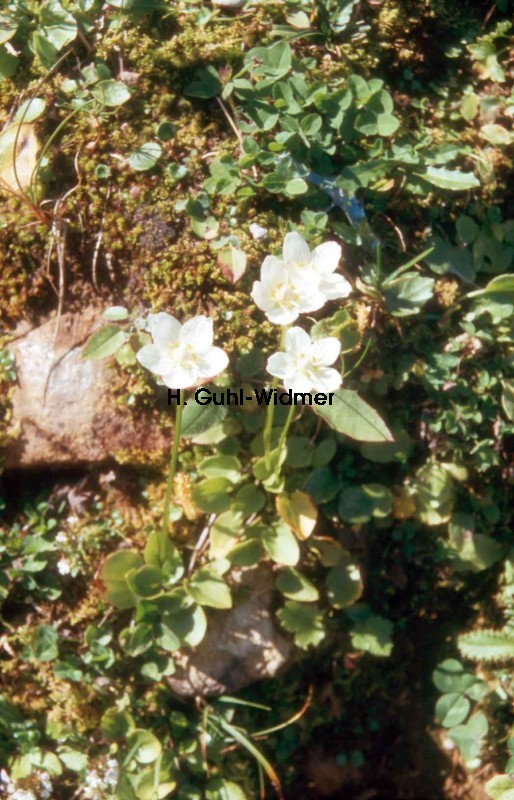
[167,566,292,696]
[4,308,169,468]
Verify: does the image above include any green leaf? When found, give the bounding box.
[39,0,77,51]
[218,246,247,284]
[104,305,129,321]
[210,510,243,558]
[285,436,315,468]
[141,655,175,681]
[58,749,89,772]
[245,41,292,79]
[435,693,470,728]
[181,401,227,438]
[190,215,219,239]
[481,123,513,145]
[232,484,265,517]
[460,94,479,121]
[377,112,400,136]
[129,142,162,171]
[206,778,248,800]
[448,513,503,572]
[120,622,154,657]
[125,729,162,765]
[277,601,325,649]
[184,66,221,99]
[458,629,514,662]
[13,98,46,124]
[414,462,454,526]
[92,79,131,107]
[276,567,319,602]
[338,486,374,523]
[384,273,434,317]
[100,550,143,609]
[456,215,479,244]
[314,389,393,443]
[0,46,17,79]
[257,521,300,566]
[448,713,488,763]
[349,607,393,656]
[227,538,263,567]
[28,624,59,662]
[285,177,308,196]
[326,560,363,609]
[144,531,184,582]
[32,31,58,68]
[156,120,176,141]
[502,379,514,421]
[101,707,135,739]
[485,775,514,800]
[432,659,479,694]
[192,477,232,514]
[82,325,127,360]
[415,166,480,191]
[125,565,163,599]
[0,13,18,46]
[198,455,242,483]
[187,569,232,609]
[171,603,207,647]
[304,466,340,503]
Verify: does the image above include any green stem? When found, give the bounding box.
[262,375,279,459]
[262,325,288,459]
[161,391,185,539]
[273,403,296,480]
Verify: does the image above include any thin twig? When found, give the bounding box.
[216,97,243,145]
[188,513,216,575]
[91,185,111,292]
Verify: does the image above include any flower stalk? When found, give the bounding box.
[161,392,185,539]
[262,325,288,461]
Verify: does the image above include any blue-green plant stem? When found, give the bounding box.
[161,392,185,539]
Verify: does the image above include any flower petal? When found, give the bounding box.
[296,289,327,314]
[161,364,201,389]
[285,327,312,357]
[311,367,342,393]
[283,232,311,267]
[287,373,314,394]
[320,273,352,300]
[147,312,181,347]
[267,352,292,379]
[251,281,272,311]
[312,336,341,366]
[311,241,341,274]
[261,255,285,283]
[180,315,213,352]
[265,306,299,325]
[136,344,165,374]
[197,346,229,381]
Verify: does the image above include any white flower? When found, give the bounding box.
[57,557,71,575]
[251,256,326,325]
[251,233,352,325]
[136,313,229,389]
[104,759,119,788]
[11,791,36,800]
[66,515,78,525]
[55,531,68,544]
[37,772,52,800]
[83,769,104,799]
[267,327,342,394]
[283,231,352,302]
[249,222,268,240]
